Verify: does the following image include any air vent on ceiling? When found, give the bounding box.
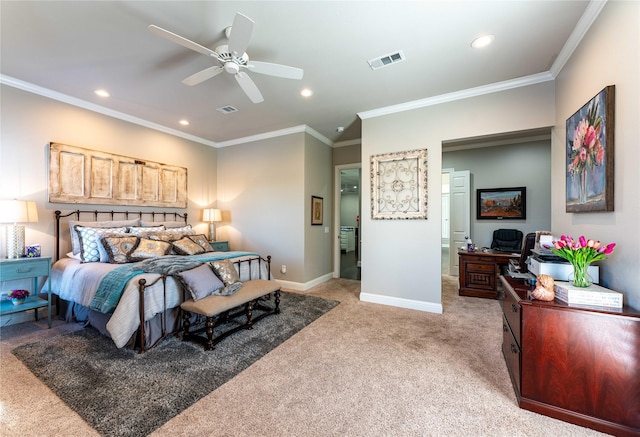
[216,105,238,114]
[367,51,405,70]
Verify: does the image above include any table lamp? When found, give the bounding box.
[0,200,39,258]
[202,208,222,241]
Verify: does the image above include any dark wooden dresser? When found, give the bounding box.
[500,275,640,436]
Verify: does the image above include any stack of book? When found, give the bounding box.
[554,281,623,309]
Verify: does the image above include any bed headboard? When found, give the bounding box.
[54,209,188,261]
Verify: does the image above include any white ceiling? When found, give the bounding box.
[0,1,592,146]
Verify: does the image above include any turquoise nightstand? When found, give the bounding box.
[210,241,229,252]
[0,257,52,327]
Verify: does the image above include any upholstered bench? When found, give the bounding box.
[181,279,281,351]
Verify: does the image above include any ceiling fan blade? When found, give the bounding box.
[182,66,224,86]
[148,25,219,59]
[227,13,254,56]
[247,61,304,80]
[235,72,264,103]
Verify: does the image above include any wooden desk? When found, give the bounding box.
[500,275,640,436]
[458,249,518,299]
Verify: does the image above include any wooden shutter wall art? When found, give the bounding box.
[48,142,187,208]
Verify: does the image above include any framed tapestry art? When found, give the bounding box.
[565,85,615,212]
[370,149,428,220]
[477,187,526,220]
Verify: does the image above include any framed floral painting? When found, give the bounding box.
[565,85,615,212]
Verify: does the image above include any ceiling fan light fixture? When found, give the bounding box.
[471,34,495,49]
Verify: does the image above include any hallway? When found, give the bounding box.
[340,251,360,280]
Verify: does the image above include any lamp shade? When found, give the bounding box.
[0,200,38,224]
[202,208,222,223]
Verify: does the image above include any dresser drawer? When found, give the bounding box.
[0,258,50,281]
[467,262,495,272]
[502,314,521,394]
[502,287,521,346]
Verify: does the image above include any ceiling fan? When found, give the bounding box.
[148,12,303,104]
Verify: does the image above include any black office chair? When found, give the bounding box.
[491,229,523,252]
[513,233,536,273]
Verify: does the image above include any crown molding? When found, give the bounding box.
[333,139,361,148]
[358,72,554,120]
[0,74,219,148]
[216,124,332,148]
[549,0,607,77]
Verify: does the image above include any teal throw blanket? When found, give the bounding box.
[89,251,260,314]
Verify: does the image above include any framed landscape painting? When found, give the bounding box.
[476,187,526,220]
[565,85,615,212]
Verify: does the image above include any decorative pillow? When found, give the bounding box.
[142,229,196,242]
[140,220,189,229]
[69,219,139,254]
[172,236,205,256]
[210,258,243,295]
[188,234,214,252]
[102,236,139,264]
[129,225,164,235]
[165,224,192,232]
[175,264,224,301]
[75,226,128,263]
[128,238,171,261]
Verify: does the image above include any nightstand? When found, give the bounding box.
[0,257,52,328]
[210,241,229,252]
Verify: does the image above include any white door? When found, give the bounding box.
[449,170,470,276]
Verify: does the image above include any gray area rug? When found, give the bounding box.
[12,291,338,437]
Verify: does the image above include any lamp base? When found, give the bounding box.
[209,223,216,242]
[6,224,25,259]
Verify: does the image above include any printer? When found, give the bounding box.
[528,248,600,283]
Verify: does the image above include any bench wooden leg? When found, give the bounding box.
[205,316,216,351]
[274,289,281,314]
[245,300,255,330]
[182,310,192,336]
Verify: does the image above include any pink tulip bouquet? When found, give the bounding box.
[546,235,616,287]
[7,289,30,300]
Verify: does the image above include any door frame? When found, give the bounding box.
[333,163,362,278]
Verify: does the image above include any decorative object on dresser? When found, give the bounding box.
[0,199,39,259]
[202,208,222,241]
[565,85,615,213]
[546,234,616,288]
[0,257,52,327]
[500,275,639,436]
[458,249,518,299]
[530,274,555,301]
[370,148,428,220]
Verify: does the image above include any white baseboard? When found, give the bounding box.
[359,292,443,314]
[277,272,333,292]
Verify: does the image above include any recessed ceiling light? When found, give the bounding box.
[300,88,313,97]
[179,119,189,126]
[471,34,494,49]
[94,89,110,97]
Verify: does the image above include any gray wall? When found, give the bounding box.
[443,140,551,249]
[0,85,218,259]
[360,82,556,311]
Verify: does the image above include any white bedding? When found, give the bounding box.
[49,254,270,348]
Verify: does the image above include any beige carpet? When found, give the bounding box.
[0,276,607,436]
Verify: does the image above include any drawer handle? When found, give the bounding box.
[510,343,518,354]
[16,268,33,273]
[511,303,519,313]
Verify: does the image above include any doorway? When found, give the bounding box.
[334,164,361,280]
